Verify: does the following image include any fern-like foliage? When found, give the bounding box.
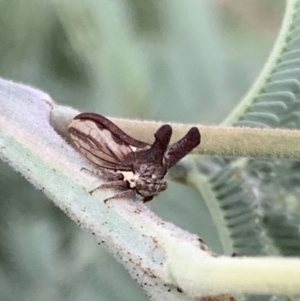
[209,162,268,256]
[183,2,300,300]
[190,0,300,263]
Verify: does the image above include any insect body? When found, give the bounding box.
[69,113,200,202]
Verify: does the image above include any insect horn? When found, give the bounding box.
[153,124,172,152]
[165,127,201,168]
[135,125,172,164]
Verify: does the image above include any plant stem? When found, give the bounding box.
[112,118,300,160]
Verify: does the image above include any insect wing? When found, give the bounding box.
[165,127,200,169]
[74,113,149,149]
[69,113,150,170]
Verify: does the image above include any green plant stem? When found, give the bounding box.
[51,107,300,161]
[196,126,300,160]
[112,118,300,160]
[3,76,300,299]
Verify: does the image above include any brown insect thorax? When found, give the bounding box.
[118,162,168,199]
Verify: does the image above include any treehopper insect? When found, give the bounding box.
[69,113,201,202]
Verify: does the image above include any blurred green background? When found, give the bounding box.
[0,1,284,300]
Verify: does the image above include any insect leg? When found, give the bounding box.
[89,180,127,194]
[104,189,136,203]
[81,167,123,180]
